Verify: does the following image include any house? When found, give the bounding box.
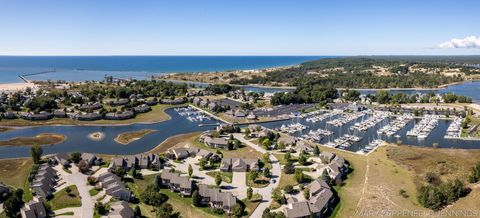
[284,179,336,218]
[220,158,259,172]
[160,98,185,105]
[53,110,67,118]
[107,201,134,218]
[278,135,296,146]
[294,141,314,153]
[79,102,102,111]
[3,111,17,119]
[20,197,47,218]
[19,111,53,121]
[81,153,98,167]
[284,201,311,218]
[145,99,158,106]
[202,136,229,149]
[326,155,348,181]
[160,171,192,197]
[31,164,57,199]
[104,111,135,120]
[198,184,237,214]
[166,147,212,160]
[53,153,71,167]
[133,104,151,113]
[109,154,161,171]
[98,172,131,201]
[308,180,335,217]
[108,99,129,106]
[71,112,102,121]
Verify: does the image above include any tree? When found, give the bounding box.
[263,167,271,178]
[199,158,207,170]
[303,188,310,200]
[141,185,169,206]
[4,189,24,218]
[294,169,307,183]
[247,187,253,201]
[30,145,43,164]
[244,128,251,137]
[298,154,307,166]
[188,164,193,178]
[321,169,332,185]
[313,145,320,156]
[284,151,291,162]
[78,160,89,174]
[271,188,286,204]
[232,202,246,217]
[262,153,270,164]
[283,185,294,194]
[262,138,271,149]
[95,201,109,215]
[248,170,259,182]
[283,162,295,174]
[70,152,81,164]
[134,205,142,217]
[156,203,180,218]
[192,190,202,206]
[215,173,222,187]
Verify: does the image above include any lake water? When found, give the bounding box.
[260,114,480,153]
[1,108,479,159]
[0,108,220,159]
[0,56,323,83]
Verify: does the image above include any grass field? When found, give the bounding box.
[0,158,33,188]
[0,103,181,127]
[206,171,233,183]
[0,133,66,146]
[148,132,202,154]
[49,185,82,210]
[114,129,157,145]
[243,193,262,216]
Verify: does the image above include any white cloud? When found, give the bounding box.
[439,36,480,49]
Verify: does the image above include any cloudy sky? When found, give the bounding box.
[0,0,478,55]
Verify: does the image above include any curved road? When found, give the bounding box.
[233,133,281,218]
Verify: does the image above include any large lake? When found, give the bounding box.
[0,56,323,83]
[0,108,219,159]
[1,108,479,159]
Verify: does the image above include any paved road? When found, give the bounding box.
[58,165,94,218]
[233,133,282,218]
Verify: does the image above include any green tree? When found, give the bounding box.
[313,145,320,156]
[248,170,259,182]
[284,151,291,162]
[188,164,193,178]
[247,187,253,201]
[283,162,295,174]
[199,158,207,170]
[70,152,81,164]
[192,190,202,206]
[244,128,251,137]
[3,189,24,218]
[215,173,222,187]
[30,144,43,164]
[298,154,307,166]
[263,167,271,178]
[156,203,180,218]
[134,205,142,217]
[303,188,310,200]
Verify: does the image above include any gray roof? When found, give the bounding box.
[285,201,311,218]
[198,184,237,208]
[108,201,134,218]
[21,198,47,218]
[160,171,192,189]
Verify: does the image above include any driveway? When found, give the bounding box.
[54,165,94,218]
[233,133,282,218]
[231,172,247,199]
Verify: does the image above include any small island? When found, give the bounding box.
[114,129,157,145]
[88,132,105,141]
[0,133,66,146]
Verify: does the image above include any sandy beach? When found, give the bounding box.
[0,82,38,92]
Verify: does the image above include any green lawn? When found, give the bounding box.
[49,185,82,210]
[89,188,100,196]
[243,194,262,216]
[205,171,233,183]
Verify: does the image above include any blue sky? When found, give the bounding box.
[0,0,478,55]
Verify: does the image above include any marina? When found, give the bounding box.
[406,115,439,139]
